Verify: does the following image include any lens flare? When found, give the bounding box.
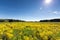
[45,0,52,4]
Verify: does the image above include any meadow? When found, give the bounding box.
[0,22,60,40]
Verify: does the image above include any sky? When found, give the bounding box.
[0,0,60,21]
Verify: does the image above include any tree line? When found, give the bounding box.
[40,19,60,22]
[0,19,25,22]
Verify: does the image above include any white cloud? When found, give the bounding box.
[53,11,58,14]
[49,11,60,14]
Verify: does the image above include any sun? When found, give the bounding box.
[45,0,52,4]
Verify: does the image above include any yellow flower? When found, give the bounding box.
[56,38,60,40]
[40,32,45,37]
[19,32,22,35]
[56,37,60,40]
[8,29,13,33]
[43,36,48,40]
[0,39,2,40]
[0,30,3,34]
[46,31,53,35]
[24,36,30,40]
[6,33,13,38]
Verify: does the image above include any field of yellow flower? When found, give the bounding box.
[0,22,60,40]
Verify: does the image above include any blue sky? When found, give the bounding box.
[0,0,60,21]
